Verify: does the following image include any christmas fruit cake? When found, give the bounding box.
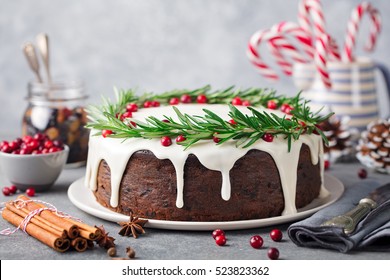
[85,86,331,222]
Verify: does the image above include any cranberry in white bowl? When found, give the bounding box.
[0,134,69,191]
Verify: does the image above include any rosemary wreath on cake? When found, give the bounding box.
[86,85,332,151]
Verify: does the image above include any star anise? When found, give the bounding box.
[118,213,148,238]
[95,225,116,249]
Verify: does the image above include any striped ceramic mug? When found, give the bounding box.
[293,58,390,131]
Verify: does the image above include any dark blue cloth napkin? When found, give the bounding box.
[288,180,390,253]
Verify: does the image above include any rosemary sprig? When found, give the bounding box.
[86,86,333,151]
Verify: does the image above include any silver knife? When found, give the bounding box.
[321,183,390,235]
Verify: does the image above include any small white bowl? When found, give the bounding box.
[0,145,69,191]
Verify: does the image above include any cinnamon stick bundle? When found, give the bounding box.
[2,208,70,253]
[17,195,79,239]
[2,196,106,253]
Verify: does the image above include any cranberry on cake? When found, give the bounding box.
[85,86,332,222]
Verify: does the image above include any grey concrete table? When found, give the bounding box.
[0,162,389,260]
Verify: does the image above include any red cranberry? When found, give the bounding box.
[26,188,35,197]
[1,144,12,153]
[33,133,46,142]
[213,136,220,143]
[8,141,20,151]
[143,101,153,108]
[228,119,237,125]
[52,140,64,148]
[2,187,11,196]
[180,94,192,104]
[270,229,283,242]
[28,139,40,151]
[20,147,32,155]
[231,97,242,106]
[250,235,264,249]
[162,119,170,123]
[126,103,138,112]
[358,168,367,179]
[262,133,274,142]
[175,135,186,143]
[324,160,330,170]
[151,101,160,107]
[281,104,293,114]
[22,135,34,144]
[161,136,172,147]
[215,235,226,246]
[44,140,54,149]
[169,97,180,105]
[0,140,9,149]
[212,229,225,239]
[267,247,279,260]
[102,129,113,138]
[32,150,41,155]
[41,148,49,154]
[9,185,17,194]
[12,150,20,154]
[15,138,23,146]
[242,100,251,106]
[196,94,208,104]
[267,100,278,110]
[120,111,133,121]
[49,147,61,153]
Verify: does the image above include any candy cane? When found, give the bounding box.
[247,22,312,81]
[315,33,332,88]
[298,0,341,61]
[343,2,382,62]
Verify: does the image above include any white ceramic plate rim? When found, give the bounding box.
[67,174,344,231]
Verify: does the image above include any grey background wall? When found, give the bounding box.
[1,0,389,135]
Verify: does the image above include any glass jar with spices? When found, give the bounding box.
[22,78,89,166]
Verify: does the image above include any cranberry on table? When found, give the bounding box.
[267,247,280,260]
[212,229,225,239]
[26,188,35,197]
[270,229,283,242]
[2,187,11,196]
[215,235,226,246]
[250,235,264,249]
[228,119,237,125]
[358,168,367,179]
[8,185,17,194]
[213,136,221,143]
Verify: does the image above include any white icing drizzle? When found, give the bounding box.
[85,104,327,215]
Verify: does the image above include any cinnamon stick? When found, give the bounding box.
[65,219,102,240]
[71,237,88,252]
[5,202,67,239]
[17,195,79,238]
[2,208,70,253]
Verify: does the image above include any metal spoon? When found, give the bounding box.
[22,42,43,83]
[36,33,51,83]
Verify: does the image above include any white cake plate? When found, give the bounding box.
[67,174,344,231]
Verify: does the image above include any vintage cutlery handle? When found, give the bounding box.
[321,198,377,235]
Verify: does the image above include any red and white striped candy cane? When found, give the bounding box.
[247,22,311,81]
[298,0,341,61]
[315,33,332,88]
[343,2,382,62]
